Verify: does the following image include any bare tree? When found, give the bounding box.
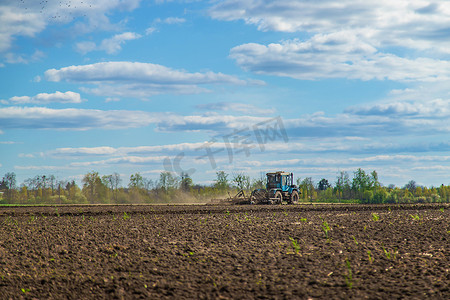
[2,172,17,201]
[232,172,250,191]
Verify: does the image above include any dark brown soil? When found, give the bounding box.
[1,203,449,299]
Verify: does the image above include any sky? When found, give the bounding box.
[0,0,449,188]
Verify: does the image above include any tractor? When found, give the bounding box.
[250,171,300,204]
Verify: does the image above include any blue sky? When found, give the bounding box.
[1,0,449,187]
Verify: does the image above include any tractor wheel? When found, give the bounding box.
[274,191,283,204]
[289,190,299,204]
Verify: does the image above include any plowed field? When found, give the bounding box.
[1,204,449,299]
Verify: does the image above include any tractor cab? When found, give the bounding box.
[266,171,294,192]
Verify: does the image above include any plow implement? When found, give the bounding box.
[209,189,289,205]
[210,190,253,205]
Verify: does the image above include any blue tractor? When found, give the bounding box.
[250,171,299,204]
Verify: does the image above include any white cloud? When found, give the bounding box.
[210,0,450,53]
[412,165,450,171]
[81,83,209,99]
[44,61,262,99]
[154,103,450,137]
[196,102,276,115]
[0,106,156,130]
[0,0,141,54]
[45,139,387,160]
[14,165,70,171]
[70,156,166,167]
[45,61,248,84]
[0,5,46,53]
[48,142,226,158]
[145,16,186,36]
[100,32,142,54]
[230,36,450,82]
[145,27,157,35]
[3,49,44,64]
[346,99,450,118]
[76,32,142,55]
[211,1,450,82]
[155,113,267,132]
[157,17,186,25]
[9,91,83,104]
[75,41,97,55]
[348,155,450,164]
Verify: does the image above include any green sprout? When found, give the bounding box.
[410,214,420,221]
[344,259,353,289]
[382,246,397,260]
[289,237,301,254]
[123,212,130,220]
[352,235,358,245]
[321,219,330,239]
[367,250,373,263]
[372,213,379,221]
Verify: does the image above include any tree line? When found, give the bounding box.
[0,169,449,204]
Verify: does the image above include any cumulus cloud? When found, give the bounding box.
[0,5,46,53]
[155,113,267,132]
[75,41,97,55]
[48,142,230,158]
[44,61,262,98]
[14,165,66,171]
[82,83,209,99]
[0,0,141,54]
[76,32,142,55]
[155,102,450,137]
[211,1,450,82]
[230,36,450,82]
[51,146,118,156]
[4,50,45,64]
[3,100,446,137]
[70,156,166,167]
[0,106,156,130]
[45,61,248,84]
[210,0,450,53]
[9,91,83,104]
[346,99,450,118]
[196,102,276,115]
